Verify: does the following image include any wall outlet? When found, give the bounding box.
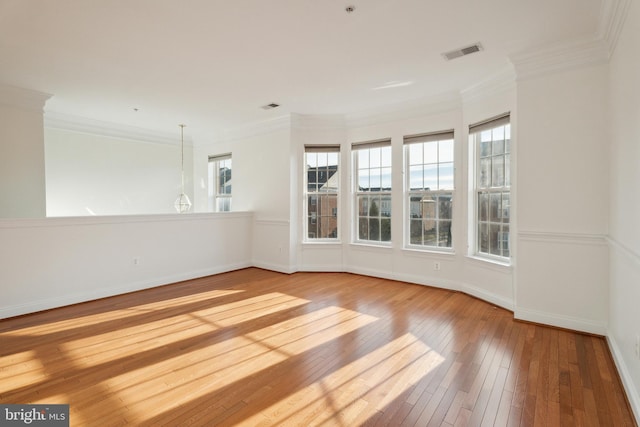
[635,335,640,360]
[434,261,441,271]
[133,257,140,265]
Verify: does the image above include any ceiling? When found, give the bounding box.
[0,0,603,142]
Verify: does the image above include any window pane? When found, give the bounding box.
[308,195,318,212]
[380,195,391,217]
[358,169,369,191]
[417,197,432,220]
[423,220,436,246]
[307,152,317,167]
[492,139,504,155]
[369,218,380,240]
[409,165,423,190]
[370,147,381,168]
[424,142,438,164]
[505,154,511,187]
[478,223,488,253]
[480,139,491,157]
[424,164,438,191]
[438,221,452,247]
[490,192,501,222]
[381,218,391,241]
[489,223,501,256]
[501,192,510,222]
[358,218,369,240]
[369,196,381,217]
[438,194,452,220]
[409,144,422,166]
[370,169,382,191]
[381,146,392,167]
[479,192,488,221]
[439,162,454,190]
[493,126,505,142]
[358,195,369,216]
[358,149,369,169]
[492,156,504,187]
[501,225,510,257]
[479,158,490,188]
[409,195,422,218]
[410,220,423,244]
[439,139,454,163]
[381,167,392,190]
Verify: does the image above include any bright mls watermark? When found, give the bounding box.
[1,405,69,426]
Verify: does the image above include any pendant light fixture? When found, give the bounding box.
[174,124,192,213]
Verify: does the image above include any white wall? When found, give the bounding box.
[515,64,610,334]
[45,128,193,217]
[0,212,252,319]
[0,86,50,218]
[607,0,640,419]
[193,127,294,272]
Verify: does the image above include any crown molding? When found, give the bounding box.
[43,111,191,146]
[345,91,462,128]
[510,36,610,82]
[460,66,516,104]
[211,114,291,144]
[510,0,632,82]
[598,0,633,56]
[0,84,52,113]
[290,113,346,131]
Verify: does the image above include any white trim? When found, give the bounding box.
[291,113,346,130]
[607,236,640,266]
[298,263,344,272]
[214,115,291,143]
[510,36,610,82]
[44,111,191,146]
[0,262,251,320]
[345,91,461,128]
[254,218,290,226]
[0,212,253,229]
[251,260,297,275]
[461,67,516,104]
[465,255,512,272]
[606,334,640,423]
[598,0,633,57]
[514,307,607,335]
[0,84,52,112]
[519,230,608,246]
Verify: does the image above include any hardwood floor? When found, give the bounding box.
[0,268,635,426]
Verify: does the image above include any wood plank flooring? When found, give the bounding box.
[0,268,636,426]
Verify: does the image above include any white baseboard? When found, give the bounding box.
[344,267,514,312]
[514,307,607,335]
[0,261,252,319]
[606,334,640,424]
[252,260,297,274]
[298,263,344,272]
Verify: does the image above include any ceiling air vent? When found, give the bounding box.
[261,103,280,110]
[442,43,483,61]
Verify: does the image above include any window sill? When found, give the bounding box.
[349,242,393,251]
[402,247,455,258]
[465,255,512,271]
[302,240,343,247]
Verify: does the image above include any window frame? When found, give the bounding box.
[403,130,455,251]
[470,114,511,262]
[352,139,392,246]
[303,145,340,242]
[208,153,232,212]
